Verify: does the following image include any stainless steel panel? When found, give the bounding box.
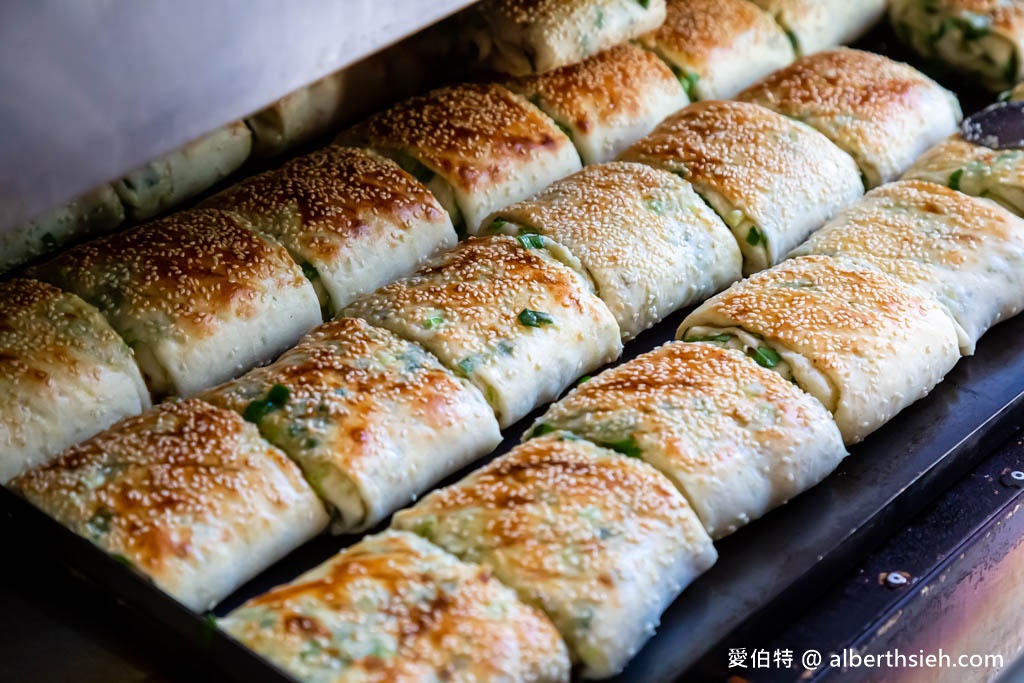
[0,0,477,233]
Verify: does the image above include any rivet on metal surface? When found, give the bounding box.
[999,470,1024,488]
[882,571,910,588]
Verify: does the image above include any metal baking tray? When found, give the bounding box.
[1,23,1021,683]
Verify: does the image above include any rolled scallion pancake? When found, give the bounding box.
[619,100,863,274]
[343,235,622,428]
[902,134,1024,217]
[748,0,886,56]
[677,255,961,444]
[203,145,456,316]
[737,48,962,188]
[0,279,150,483]
[506,43,690,165]
[219,530,571,683]
[0,184,124,274]
[527,342,846,539]
[31,208,322,399]
[890,0,1024,92]
[340,83,582,234]
[392,435,717,679]
[113,122,252,221]
[485,161,741,339]
[790,180,1024,355]
[9,399,329,612]
[246,71,348,156]
[468,0,667,76]
[202,317,501,533]
[636,0,795,101]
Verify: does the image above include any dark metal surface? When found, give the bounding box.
[692,431,1024,683]
[0,0,477,233]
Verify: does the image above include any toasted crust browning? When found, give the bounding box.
[790,180,1024,354]
[737,48,962,187]
[620,100,863,273]
[393,436,716,678]
[902,134,1024,216]
[890,0,1024,91]
[343,235,621,427]
[530,342,846,538]
[677,255,961,443]
[487,162,741,338]
[748,0,886,55]
[471,0,667,76]
[202,317,501,532]
[10,399,328,611]
[637,0,795,100]
[0,279,150,483]
[507,44,690,164]
[203,146,456,314]
[31,208,322,398]
[220,530,571,683]
[341,83,582,233]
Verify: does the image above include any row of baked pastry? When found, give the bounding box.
[206,178,1024,679]
[6,45,997,683]
[204,51,1024,679]
[0,25,813,477]
[2,0,894,275]
[0,43,956,484]
[469,0,886,77]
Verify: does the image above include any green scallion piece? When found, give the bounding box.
[684,333,733,344]
[602,435,642,458]
[243,383,291,424]
[530,423,556,438]
[518,308,554,327]
[948,168,964,191]
[746,225,764,247]
[749,346,782,369]
[517,233,546,249]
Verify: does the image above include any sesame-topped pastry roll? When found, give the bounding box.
[677,256,961,444]
[790,180,1024,355]
[343,235,621,428]
[620,100,863,274]
[31,208,321,398]
[506,43,690,165]
[9,399,329,612]
[637,0,795,101]
[341,83,582,234]
[220,530,571,683]
[469,0,667,77]
[0,279,150,483]
[528,342,845,539]
[394,435,715,678]
[748,0,886,56]
[202,317,501,533]
[203,146,456,316]
[0,184,124,274]
[737,49,962,188]
[486,162,741,339]
[890,0,1024,92]
[902,133,1024,218]
[113,122,252,221]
